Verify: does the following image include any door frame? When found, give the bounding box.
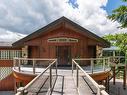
[56,46,71,66]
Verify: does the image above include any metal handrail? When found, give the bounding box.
[15,58,57,95]
[72,59,109,95]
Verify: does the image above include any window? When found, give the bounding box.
[0,50,22,59]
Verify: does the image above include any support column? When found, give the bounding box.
[76,66,79,88]
[107,76,109,92]
[72,61,74,74]
[33,60,35,74]
[49,66,52,90]
[56,60,58,75]
[123,65,126,89]
[112,66,116,85]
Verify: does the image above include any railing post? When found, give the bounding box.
[13,58,16,67]
[112,66,116,85]
[49,65,52,90]
[18,59,21,72]
[108,57,110,67]
[17,87,25,95]
[76,65,79,88]
[97,85,105,95]
[103,58,105,71]
[33,60,35,74]
[91,59,94,74]
[56,59,58,75]
[123,65,126,89]
[72,60,74,74]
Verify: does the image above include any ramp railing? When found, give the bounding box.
[72,58,109,95]
[14,58,57,95]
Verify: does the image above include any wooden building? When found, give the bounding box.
[0,42,22,91]
[13,17,110,65]
[0,17,110,91]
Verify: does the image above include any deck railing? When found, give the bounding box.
[72,58,109,95]
[109,56,125,64]
[14,57,110,95]
[14,58,57,95]
[72,58,110,74]
[13,58,57,74]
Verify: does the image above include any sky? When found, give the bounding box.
[0,0,127,42]
[104,0,127,14]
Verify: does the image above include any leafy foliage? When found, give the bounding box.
[108,0,127,28]
[103,33,127,53]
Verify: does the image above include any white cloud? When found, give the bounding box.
[0,28,26,42]
[0,0,126,42]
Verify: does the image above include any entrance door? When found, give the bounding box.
[56,46,71,65]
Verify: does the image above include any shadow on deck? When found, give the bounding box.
[25,69,97,95]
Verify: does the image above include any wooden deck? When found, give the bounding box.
[25,69,97,95]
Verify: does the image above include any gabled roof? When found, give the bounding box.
[13,16,110,47]
[0,42,12,47]
[103,46,120,51]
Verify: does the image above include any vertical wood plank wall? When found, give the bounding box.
[26,28,97,59]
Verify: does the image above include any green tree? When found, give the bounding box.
[103,33,127,53]
[108,0,127,28]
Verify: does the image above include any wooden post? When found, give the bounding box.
[18,59,21,72]
[123,65,126,89]
[112,66,116,85]
[17,87,25,95]
[105,78,107,90]
[103,58,105,71]
[107,76,109,92]
[14,79,17,93]
[98,85,105,95]
[108,57,110,67]
[76,65,79,88]
[49,66,52,90]
[33,60,35,74]
[13,58,16,67]
[113,51,115,57]
[72,60,74,74]
[91,59,94,74]
[56,60,58,75]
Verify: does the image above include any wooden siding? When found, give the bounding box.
[0,60,14,91]
[0,48,21,91]
[13,71,36,89]
[24,28,97,59]
[0,73,14,91]
[0,60,13,67]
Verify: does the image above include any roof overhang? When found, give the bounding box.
[12,16,110,48]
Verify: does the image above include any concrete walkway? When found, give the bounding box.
[0,91,14,95]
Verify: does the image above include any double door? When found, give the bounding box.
[56,46,71,65]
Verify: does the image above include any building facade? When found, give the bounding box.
[0,43,21,91]
[0,17,110,91]
[13,17,110,65]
